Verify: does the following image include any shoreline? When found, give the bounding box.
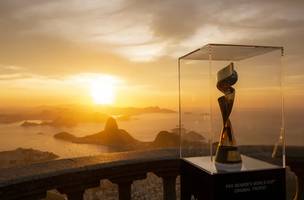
[0,148,59,169]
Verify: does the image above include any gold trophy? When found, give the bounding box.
[214,62,242,172]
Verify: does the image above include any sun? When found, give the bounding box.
[89,76,117,105]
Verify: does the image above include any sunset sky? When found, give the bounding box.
[0,0,303,109]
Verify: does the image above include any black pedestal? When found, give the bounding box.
[181,156,285,200]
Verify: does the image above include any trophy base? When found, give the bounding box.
[214,161,242,172]
[215,145,242,162]
[181,156,286,200]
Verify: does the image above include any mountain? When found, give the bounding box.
[152,131,179,148]
[54,117,143,150]
[54,117,206,151]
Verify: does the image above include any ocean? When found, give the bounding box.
[0,112,302,159]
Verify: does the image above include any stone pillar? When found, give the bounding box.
[58,187,85,200]
[118,181,132,200]
[110,173,147,200]
[155,171,178,200]
[162,175,177,200]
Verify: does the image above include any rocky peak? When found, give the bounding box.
[104,117,118,132]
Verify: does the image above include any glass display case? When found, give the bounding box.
[178,44,285,200]
[179,44,286,200]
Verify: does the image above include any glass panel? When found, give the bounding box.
[180,44,283,61]
[179,59,211,159]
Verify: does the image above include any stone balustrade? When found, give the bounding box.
[0,149,180,200]
[0,147,303,200]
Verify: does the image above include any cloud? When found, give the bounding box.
[122,0,205,41]
[117,0,304,50]
[0,65,25,72]
[0,0,303,63]
[0,0,303,109]
[0,73,34,81]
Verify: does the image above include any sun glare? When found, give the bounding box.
[89,76,118,105]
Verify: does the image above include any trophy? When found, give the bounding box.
[214,62,242,172]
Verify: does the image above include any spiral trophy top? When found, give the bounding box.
[217,62,238,143]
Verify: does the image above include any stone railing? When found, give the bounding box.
[0,147,303,200]
[0,149,180,200]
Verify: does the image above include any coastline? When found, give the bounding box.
[0,148,59,169]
